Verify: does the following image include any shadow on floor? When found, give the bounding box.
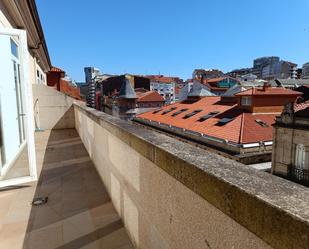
[22,128,133,249]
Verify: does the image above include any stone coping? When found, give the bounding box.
[74,102,309,249]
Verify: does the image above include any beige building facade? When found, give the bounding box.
[272,103,309,186]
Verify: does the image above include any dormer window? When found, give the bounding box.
[241,96,252,106]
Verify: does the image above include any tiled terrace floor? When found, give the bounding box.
[0,129,134,249]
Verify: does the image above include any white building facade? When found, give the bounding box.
[150,81,176,104]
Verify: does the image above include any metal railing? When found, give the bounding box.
[288,165,309,187]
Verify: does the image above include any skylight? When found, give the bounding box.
[198,111,219,122]
[217,117,234,125]
[183,109,202,119]
[153,109,162,114]
[255,119,269,127]
[172,108,189,117]
[162,107,177,115]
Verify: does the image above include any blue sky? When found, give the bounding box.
[37,0,309,82]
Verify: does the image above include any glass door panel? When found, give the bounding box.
[0,28,37,187]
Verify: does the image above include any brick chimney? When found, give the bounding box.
[262,81,270,91]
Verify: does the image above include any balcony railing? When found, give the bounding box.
[288,165,309,186]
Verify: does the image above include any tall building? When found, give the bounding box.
[252,56,297,80]
[252,56,279,79]
[84,67,100,85]
[262,60,297,80]
[84,67,100,108]
[302,62,309,79]
[253,56,280,71]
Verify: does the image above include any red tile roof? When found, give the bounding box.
[294,100,309,113]
[236,87,302,96]
[146,75,182,84]
[50,66,65,73]
[205,77,227,83]
[137,91,165,103]
[150,77,175,83]
[137,97,278,144]
[295,106,309,117]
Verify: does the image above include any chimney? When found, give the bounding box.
[262,81,270,91]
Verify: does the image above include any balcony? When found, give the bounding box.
[0,84,309,249]
[0,129,134,249]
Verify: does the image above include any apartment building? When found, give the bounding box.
[147,75,179,104]
[192,68,225,79]
[302,62,309,79]
[0,0,51,186]
[227,67,253,78]
[252,56,298,80]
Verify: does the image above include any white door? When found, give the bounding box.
[0,28,37,187]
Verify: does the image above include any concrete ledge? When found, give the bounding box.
[74,102,309,249]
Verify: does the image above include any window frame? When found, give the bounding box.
[241,96,252,106]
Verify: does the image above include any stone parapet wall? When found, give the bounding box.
[74,102,309,249]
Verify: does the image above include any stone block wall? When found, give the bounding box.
[74,103,309,249]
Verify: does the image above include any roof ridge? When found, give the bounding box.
[239,112,245,144]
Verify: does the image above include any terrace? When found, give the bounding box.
[0,84,309,249]
[0,129,133,249]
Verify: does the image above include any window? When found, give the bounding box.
[241,96,252,106]
[10,38,18,58]
[295,144,306,169]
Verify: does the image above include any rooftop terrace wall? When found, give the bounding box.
[74,101,309,249]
